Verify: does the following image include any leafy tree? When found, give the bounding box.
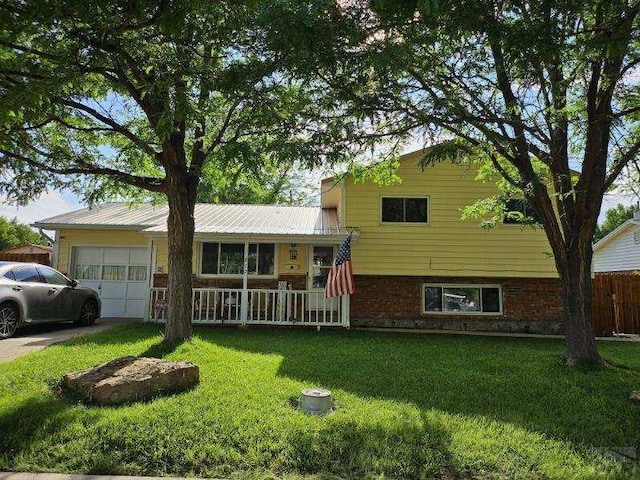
[594,204,637,243]
[197,157,314,205]
[458,153,550,228]
[0,0,346,342]
[0,216,47,250]
[617,163,640,199]
[267,0,640,364]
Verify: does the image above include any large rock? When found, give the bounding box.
[631,391,640,405]
[60,356,199,405]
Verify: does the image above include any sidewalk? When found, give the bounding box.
[0,318,141,363]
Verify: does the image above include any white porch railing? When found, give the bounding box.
[149,287,349,327]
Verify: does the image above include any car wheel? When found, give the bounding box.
[0,303,19,339]
[75,300,98,326]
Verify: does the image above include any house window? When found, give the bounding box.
[381,197,428,223]
[423,284,502,314]
[503,199,541,224]
[201,242,275,276]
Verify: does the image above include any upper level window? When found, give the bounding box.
[201,242,275,276]
[503,199,541,225]
[381,197,428,223]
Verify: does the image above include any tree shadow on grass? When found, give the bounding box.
[199,327,640,449]
[139,338,184,358]
[285,410,458,479]
[0,395,96,469]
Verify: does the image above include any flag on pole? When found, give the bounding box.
[325,234,355,299]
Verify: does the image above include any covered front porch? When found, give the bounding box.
[149,286,350,327]
[143,204,352,328]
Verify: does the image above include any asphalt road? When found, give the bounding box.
[0,317,140,363]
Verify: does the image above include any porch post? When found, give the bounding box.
[144,238,154,322]
[341,294,350,328]
[241,241,249,324]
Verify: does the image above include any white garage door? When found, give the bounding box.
[71,246,150,317]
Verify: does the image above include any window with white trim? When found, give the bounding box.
[201,242,275,276]
[423,284,502,314]
[381,197,428,223]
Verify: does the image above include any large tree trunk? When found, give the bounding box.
[557,237,602,366]
[164,170,197,343]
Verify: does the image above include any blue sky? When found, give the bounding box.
[0,190,81,226]
[0,138,637,227]
[1,175,636,229]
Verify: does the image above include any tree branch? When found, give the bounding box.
[55,99,158,156]
[0,148,165,192]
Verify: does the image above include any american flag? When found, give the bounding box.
[325,235,355,298]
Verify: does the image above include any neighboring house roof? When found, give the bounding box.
[33,202,347,239]
[593,218,640,252]
[593,218,640,272]
[0,244,52,254]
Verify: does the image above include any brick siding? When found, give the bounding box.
[350,275,564,334]
[152,273,564,334]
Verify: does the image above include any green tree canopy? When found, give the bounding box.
[0,216,47,250]
[265,0,640,365]
[0,0,350,341]
[594,204,637,243]
[197,157,314,205]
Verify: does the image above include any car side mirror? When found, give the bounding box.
[69,279,79,288]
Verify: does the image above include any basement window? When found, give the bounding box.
[423,284,502,314]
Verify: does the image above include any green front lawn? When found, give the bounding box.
[0,325,639,479]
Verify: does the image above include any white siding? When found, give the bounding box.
[594,224,640,272]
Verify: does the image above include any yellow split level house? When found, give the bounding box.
[34,149,563,333]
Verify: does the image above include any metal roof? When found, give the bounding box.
[34,202,347,238]
[33,203,170,229]
[145,204,346,237]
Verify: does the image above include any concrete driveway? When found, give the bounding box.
[0,318,141,363]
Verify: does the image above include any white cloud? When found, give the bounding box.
[0,189,80,226]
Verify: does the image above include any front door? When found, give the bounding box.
[307,245,338,311]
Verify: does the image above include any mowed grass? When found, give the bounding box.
[0,325,639,479]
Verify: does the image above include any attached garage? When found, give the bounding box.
[71,246,151,317]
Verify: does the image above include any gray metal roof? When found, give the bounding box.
[34,202,347,238]
[145,204,345,237]
[34,203,169,229]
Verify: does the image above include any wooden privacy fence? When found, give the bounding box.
[593,274,640,335]
[0,252,50,265]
